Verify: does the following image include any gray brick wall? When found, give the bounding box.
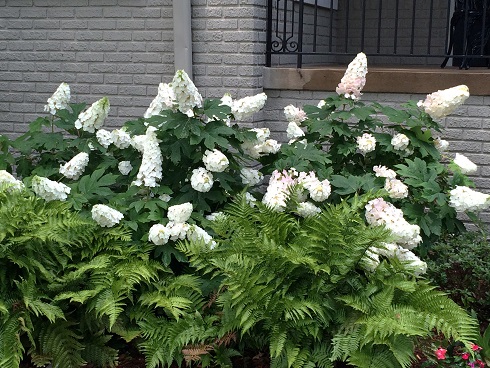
[0,0,174,134]
[262,89,490,227]
[191,0,267,103]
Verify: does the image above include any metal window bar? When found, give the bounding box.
[265,0,490,68]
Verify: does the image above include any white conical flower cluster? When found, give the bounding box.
[44,82,70,115]
[230,93,267,121]
[167,202,193,224]
[365,198,421,250]
[172,70,203,116]
[262,169,331,212]
[417,85,469,120]
[240,167,264,186]
[0,170,24,191]
[32,176,71,202]
[59,152,89,180]
[91,204,124,227]
[132,126,163,188]
[74,97,110,133]
[144,82,175,119]
[449,186,490,212]
[453,153,477,174]
[241,128,281,159]
[111,128,132,149]
[336,52,368,100]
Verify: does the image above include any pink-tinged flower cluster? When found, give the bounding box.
[284,105,307,124]
[365,198,421,249]
[418,84,469,120]
[363,198,425,275]
[373,165,408,199]
[262,169,330,213]
[336,52,368,100]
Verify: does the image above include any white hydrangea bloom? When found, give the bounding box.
[449,186,490,212]
[132,126,163,188]
[286,121,305,140]
[296,202,322,218]
[373,165,397,180]
[250,128,270,143]
[191,167,214,192]
[144,82,175,118]
[384,178,409,199]
[220,93,233,107]
[111,128,132,149]
[118,161,132,175]
[167,202,193,224]
[365,198,422,249]
[202,149,229,173]
[96,129,113,149]
[166,221,190,241]
[356,133,376,154]
[245,192,257,207]
[44,82,70,115]
[91,204,124,227]
[74,97,110,133]
[32,176,71,202]
[361,247,381,272]
[148,224,170,245]
[0,170,24,191]
[317,100,326,108]
[453,153,477,174]
[418,85,469,120]
[391,133,409,151]
[187,224,214,246]
[375,242,399,258]
[394,247,427,276]
[284,105,307,124]
[260,139,281,154]
[59,152,89,180]
[434,137,449,153]
[302,177,331,202]
[171,70,203,116]
[240,167,264,186]
[231,93,267,121]
[336,52,368,100]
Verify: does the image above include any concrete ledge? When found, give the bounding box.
[263,66,490,95]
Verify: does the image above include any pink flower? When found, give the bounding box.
[336,52,368,100]
[462,352,470,360]
[435,347,447,360]
[472,344,482,351]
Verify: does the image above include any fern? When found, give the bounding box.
[178,195,479,368]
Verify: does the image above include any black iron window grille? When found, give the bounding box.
[265,0,490,69]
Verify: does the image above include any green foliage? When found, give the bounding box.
[260,95,478,250]
[178,195,479,368]
[0,188,184,367]
[425,231,490,328]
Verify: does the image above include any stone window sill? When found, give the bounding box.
[263,66,490,96]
